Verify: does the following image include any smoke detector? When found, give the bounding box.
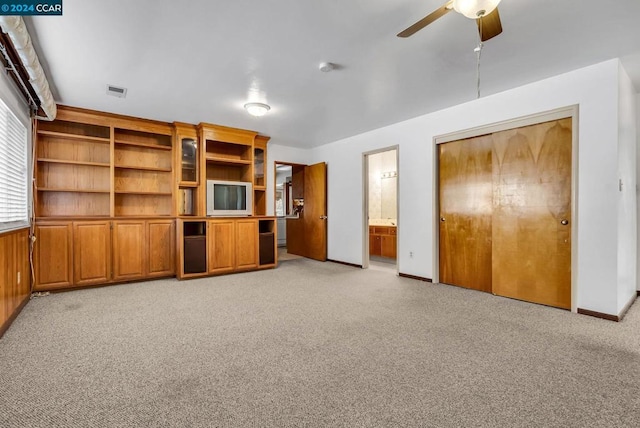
[318,62,335,72]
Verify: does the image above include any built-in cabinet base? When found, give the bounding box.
[34,218,175,291]
[177,217,277,279]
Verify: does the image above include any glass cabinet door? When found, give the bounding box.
[254,146,264,188]
[180,137,198,184]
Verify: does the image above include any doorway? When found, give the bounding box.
[274,161,328,262]
[274,163,296,261]
[363,147,399,274]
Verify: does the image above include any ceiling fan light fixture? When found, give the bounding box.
[244,102,271,117]
[453,0,501,19]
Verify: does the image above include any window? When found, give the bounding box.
[0,96,28,232]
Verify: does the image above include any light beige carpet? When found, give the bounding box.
[1,258,639,427]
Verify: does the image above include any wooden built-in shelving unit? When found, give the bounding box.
[34,105,276,292]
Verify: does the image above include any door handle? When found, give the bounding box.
[320,215,328,220]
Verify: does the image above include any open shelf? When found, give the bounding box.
[254,189,266,216]
[37,158,110,168]
[205,155,252,165]
[115,140,172,151]
[114,190,172,195]
[114,164,171,172]
[258,219,276,266]
[37,120,110,141]
[205,140,252,161]
[38,188,110,193]
[37,192,110,217]
[37,130,110,144]
[114,128,172,150]
[115,193,172,217]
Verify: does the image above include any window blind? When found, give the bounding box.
[0,96,28,232]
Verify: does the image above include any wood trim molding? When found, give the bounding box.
[577,308,619,322]
[328,259,362,269]
[433,105,579,145]
[579,294,639,322]
[0,226,31,238]
[0,294,30,339]
[399,273,433,283]
[56,105,173,134]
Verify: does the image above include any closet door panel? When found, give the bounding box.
[438,136,493,292]
[491,119,572,309]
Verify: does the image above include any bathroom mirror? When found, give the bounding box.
[381,176,397,219]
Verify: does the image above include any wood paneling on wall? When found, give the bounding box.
[0,228,31,337]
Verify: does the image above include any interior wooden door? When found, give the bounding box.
[303,162,327,261]
[491,118,572,309]
[438,136,493,292]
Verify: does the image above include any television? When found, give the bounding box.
[206,180,253,216]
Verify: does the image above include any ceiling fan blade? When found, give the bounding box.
[397,1,454,38]
[477,8,503,42]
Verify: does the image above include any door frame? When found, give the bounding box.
[433,105,579,312]
[362,145,400,274]
[273,161,307,216]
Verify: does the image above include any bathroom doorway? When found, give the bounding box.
[363,147,399,274]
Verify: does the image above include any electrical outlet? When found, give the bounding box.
[409,251,414,258]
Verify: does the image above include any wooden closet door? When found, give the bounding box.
[438,136,493,292]
[491,118,572,309]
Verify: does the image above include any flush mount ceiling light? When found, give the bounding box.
[453,0,501,19]
[244,102,271,117]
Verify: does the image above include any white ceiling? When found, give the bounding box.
[26,0,640,148]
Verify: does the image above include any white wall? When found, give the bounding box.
[637,92,640,293]
[270,59,635,316]
[617,64,638,314]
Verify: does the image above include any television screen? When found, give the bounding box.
[213,184,247,210]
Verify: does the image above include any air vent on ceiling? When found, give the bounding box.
[106,84,127,98]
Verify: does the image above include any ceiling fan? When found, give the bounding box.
[398,0,503,41]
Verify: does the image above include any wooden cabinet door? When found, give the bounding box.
[73,221,111,286]
[370,233,381,256]
[148,220,175,277]
[208,220,235,274]
[236,219,258,270]
[381,235,397,259]
[34,222,73,290]
[112,220,146,281]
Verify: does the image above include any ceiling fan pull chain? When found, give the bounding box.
[475,16,484,99]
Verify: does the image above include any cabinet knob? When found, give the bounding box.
[561,219,569,226]
[440,217,445,222]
